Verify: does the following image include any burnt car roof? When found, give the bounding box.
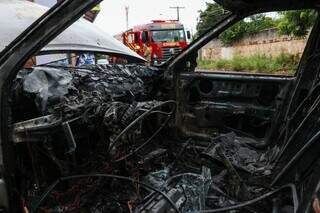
[214,0,318,13]
[0,0,145,62]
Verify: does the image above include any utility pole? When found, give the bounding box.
[170,6,185,21]
[125,6,129,30]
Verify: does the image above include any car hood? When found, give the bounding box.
[214,0,318,13]
[0,0,145,62]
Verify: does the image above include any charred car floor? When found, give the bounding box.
[9,64,305,213]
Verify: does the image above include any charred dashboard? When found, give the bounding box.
[10,64,299,213]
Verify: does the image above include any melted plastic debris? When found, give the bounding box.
[203,132,272,174]
[23,66,72,112]
[20,64,159,113]
[141,167,212,213]
[143,168,170,190]
[166,167,212,213]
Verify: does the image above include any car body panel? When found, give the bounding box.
[0,0,145,62]
[176,72,293,141]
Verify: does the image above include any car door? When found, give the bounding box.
[175,71,293,141]
[165,5,318,147]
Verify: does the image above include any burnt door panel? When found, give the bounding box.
[176,72,293,140]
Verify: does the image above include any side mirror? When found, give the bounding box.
[186,31,191,40]
[141,31,149,43]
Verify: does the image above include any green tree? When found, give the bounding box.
[219,20,246,46]
[196,3,226,36]
[246,15,277,33]
[277,10,317,37]
[219,15,276,46]
[196,3,277,46]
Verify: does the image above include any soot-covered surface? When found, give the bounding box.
[12,64,297,213]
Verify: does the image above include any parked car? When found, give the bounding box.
[0,0,319,212]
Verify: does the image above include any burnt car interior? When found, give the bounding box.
[2,0,320,212]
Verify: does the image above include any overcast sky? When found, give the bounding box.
[94,0,211,36]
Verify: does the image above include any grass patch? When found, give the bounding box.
[197,53,299,75]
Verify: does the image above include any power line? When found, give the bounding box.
[125,6,129,30]
[170,6,185,21]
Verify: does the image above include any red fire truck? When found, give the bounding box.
[115,20,191,65]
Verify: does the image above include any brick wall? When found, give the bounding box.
[199,28,308,60]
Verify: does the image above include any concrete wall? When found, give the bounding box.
[199,28,308,60]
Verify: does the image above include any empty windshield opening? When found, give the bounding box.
[151,29,186,42]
